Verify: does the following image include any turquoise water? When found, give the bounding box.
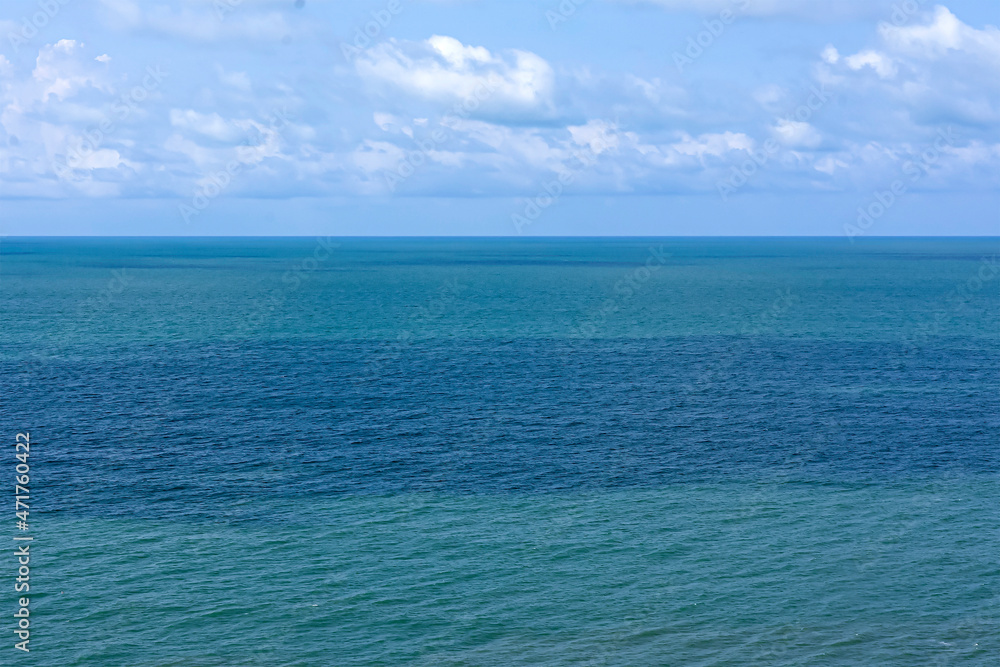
[2,238,998,664]
[33,483,999,665]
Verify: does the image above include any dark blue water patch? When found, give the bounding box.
[5,236,997,266]
[2,337,996,519]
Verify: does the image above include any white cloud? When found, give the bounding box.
[844,50,897,78]
[568,120,621,155]
[820,5,1000,133]
[356,36,555,113]
[427,35,492,69]
[444,119,562,171]
[169,109,242,142]
[754,84,785,108]
[0,40,143,196]
[671,131,754,158]
[350,139,406,174]
[2,4,997,202]
[771,119,822,148]
[215,65,252,92]
[162,133,216,169]
[33,40,113,101]
[373,112,402,132]
[69,146,132,171]
[814,154,848,174]
[880,6,1000,64]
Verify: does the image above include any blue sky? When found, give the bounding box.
[0,0,998,235]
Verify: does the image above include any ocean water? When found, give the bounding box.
[1,237,998,665]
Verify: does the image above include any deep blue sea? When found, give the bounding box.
[1,237,998,665]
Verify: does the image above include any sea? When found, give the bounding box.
[1,237,998,665]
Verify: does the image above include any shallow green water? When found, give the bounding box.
[31,482,999,665]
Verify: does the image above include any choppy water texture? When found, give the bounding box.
[1,237,998,665]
